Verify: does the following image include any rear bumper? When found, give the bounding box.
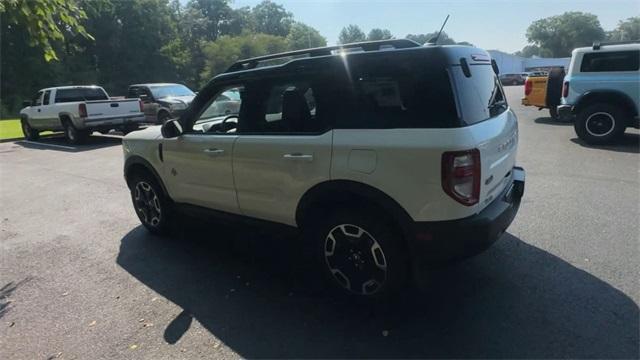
[409,166,525,267]
[82,114,146,128]
[557,105,574,120]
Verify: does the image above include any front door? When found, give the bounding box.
[161,85,245,215]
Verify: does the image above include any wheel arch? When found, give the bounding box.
[574,90,638,117]
[124,155,170,198]
[295,180,414,239]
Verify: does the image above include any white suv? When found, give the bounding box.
[122,40,525,298]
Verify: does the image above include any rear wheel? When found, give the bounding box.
[129,171,173,235]
[548,106,558,120]
[20,118,40,140]
[311,208,408,300]
[574,103,627,145]
[62,119,89,144]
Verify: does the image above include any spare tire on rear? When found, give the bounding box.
[546,68,565,120]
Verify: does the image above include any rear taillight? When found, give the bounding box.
[138,99,144,112]
[562,81,569,98]
[442,149,481,206]
[524,79,533,95]
[78,103,88,118]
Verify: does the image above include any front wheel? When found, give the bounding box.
[574,103,626,145]
[311,208,408,299]
[129,172,172,235]
[21,118,40,140]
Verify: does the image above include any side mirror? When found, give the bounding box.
[161,119,183,138]
[22,100,32,107]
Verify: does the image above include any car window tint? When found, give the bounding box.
[580,51,640,72]
[32,91,43,106]
[42,91,51,105]
[55,88,109,103]
[453,64,508,125]
[334,53,459,129]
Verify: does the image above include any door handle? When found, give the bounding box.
[283,153,313,162]
[203,148,225,156]
[37,109,41,112]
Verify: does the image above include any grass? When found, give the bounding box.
[0,119,54,141]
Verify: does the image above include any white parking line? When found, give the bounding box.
[19,140,77,150]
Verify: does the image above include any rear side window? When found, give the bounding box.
[55,88,109,103]
[580,51,640,72]
[334,53,459,129]
[453,64,508,125]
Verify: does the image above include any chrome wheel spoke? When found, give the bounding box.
[134,181,161,227]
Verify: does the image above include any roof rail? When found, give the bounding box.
[592,40,640,50]
[225,39,421,73]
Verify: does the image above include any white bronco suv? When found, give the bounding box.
[558,41,640,144]
[122,40,526,298]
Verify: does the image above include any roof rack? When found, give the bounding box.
[592,40,640,50]
[225,39,421,73]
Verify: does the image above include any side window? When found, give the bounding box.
[32,91,43,106]
[335,54,459,129]
[126,87,140,99]
[257,81,320,133]
[191,85,244,134]
[42,91,51,105]
[580,51,640,72]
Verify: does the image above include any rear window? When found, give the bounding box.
[580,51,640,72]
[453,64,507,125]
[55,88,108,103]
[333,53,459,129]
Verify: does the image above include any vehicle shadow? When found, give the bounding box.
[570,133,640,154]
[534,117,573,126]
[15,133,122,152]
[116,223,639,359]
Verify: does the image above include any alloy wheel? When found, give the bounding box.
[134,181,162,227]
[324,224,388,296]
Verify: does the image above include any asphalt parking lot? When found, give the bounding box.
[1,86,638,359]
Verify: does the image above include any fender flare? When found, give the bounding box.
[573,89,638,116]
[295,179,414,237]
[124,155,169,197]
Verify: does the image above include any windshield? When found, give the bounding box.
[149,85,194,98]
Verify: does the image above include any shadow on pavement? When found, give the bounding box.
[570,134,640,154]
[15,134,122,152]
[117,223,639,359]
[534,117,573,126]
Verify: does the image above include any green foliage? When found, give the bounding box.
[339,25,366,44]
[0,0,94,61]
[526,12,606,57]
[367,28,393,41]
[251,0,293,37]
[286,22,326,50]
[607,17,640,41]
[200,33,288,83]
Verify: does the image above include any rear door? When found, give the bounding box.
[232,76,333,226]
[451,62,518,209]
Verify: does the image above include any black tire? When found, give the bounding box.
[62,119,89,144]
[128,171,173,236]
[549,106,559,120]
[546,68,565,110]
[121,124,139,135]
[20,118,40,140]
[309,207,409,300]
[574,103,627,145]
[157,111,170,124]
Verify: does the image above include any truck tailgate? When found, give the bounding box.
[85,99,143,122]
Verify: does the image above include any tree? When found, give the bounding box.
[251,0,293,37]
[286,22,327,50]
[200,33,288,83]
[514,44,552,58]
[607,17,640,41]
[526,12,605,57]
[338,24,366,44]
[405,31,472,46]
[0,0,94,61]
[367,28,393,41]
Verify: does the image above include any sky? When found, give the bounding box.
[230,0,640,53]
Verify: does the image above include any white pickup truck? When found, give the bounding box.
[20,86,145,144]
